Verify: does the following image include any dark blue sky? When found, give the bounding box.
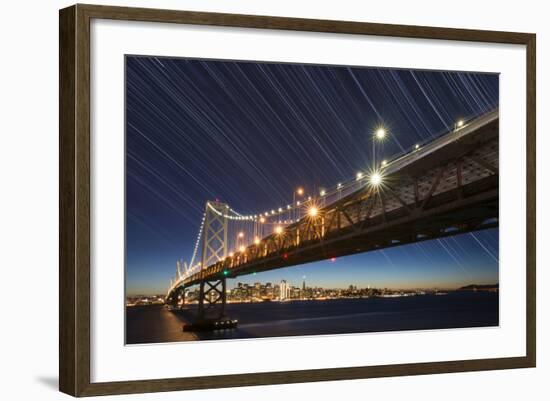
[125,56,499,296]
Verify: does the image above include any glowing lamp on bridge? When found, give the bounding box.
[370,172,383,186]
[375,127,387,140]
[228,252,234,258]
[319,189,326,196]
[259,217,265,223]
[308,206,318,217]
[254,237,260,245]
[296,187,304,196]
[356,172,364,181]
[238,232,244,238]
[457,119,464,128]
[381,160,387,167]
[239,245,246,253]
[274,226,283,235]
[415,144,420,150]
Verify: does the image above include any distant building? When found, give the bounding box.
[280,280,291,300]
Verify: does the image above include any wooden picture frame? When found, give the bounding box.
[59,3,536,397]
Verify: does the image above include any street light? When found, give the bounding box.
[275,226,283,235]
[375,127,386,140]
[308,206,318,217]
[370,172,383,186]
[373,126,388,169]
[294,187,304,221]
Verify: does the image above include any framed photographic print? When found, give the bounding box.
[59,4,536,397]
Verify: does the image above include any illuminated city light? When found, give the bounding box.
[278,207,283,212]
[228,252,234,258]
[356,172,364,180]
[238,232,244,238]
[254,237,261,245]
[381,160,387,167]
[296,201,301,206]
[337,183,342,189]
[457,119,464,128]
[415,144,420,150]
[275,226,283,235]
[296,187,304,196]
[259,217,265,223]
[320,189,326,196]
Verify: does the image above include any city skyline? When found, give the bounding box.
[125,56,499,297]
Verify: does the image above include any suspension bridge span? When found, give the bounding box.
[165,109,499,327]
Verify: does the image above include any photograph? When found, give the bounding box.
[124,56,500,345]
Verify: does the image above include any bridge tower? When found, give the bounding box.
[197,201,229,322]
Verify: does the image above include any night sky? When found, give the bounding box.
[125,55,499,296]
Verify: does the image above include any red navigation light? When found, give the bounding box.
[330,257,336,262]
[283,253,289,260]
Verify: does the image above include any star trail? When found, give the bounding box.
[125,55,499,296]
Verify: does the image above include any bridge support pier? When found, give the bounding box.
[198,278,227,320]
[184,278,237,332]
[177,287,186,309]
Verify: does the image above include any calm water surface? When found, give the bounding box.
[126,292,498,345]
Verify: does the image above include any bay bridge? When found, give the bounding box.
[165,109,498,328]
